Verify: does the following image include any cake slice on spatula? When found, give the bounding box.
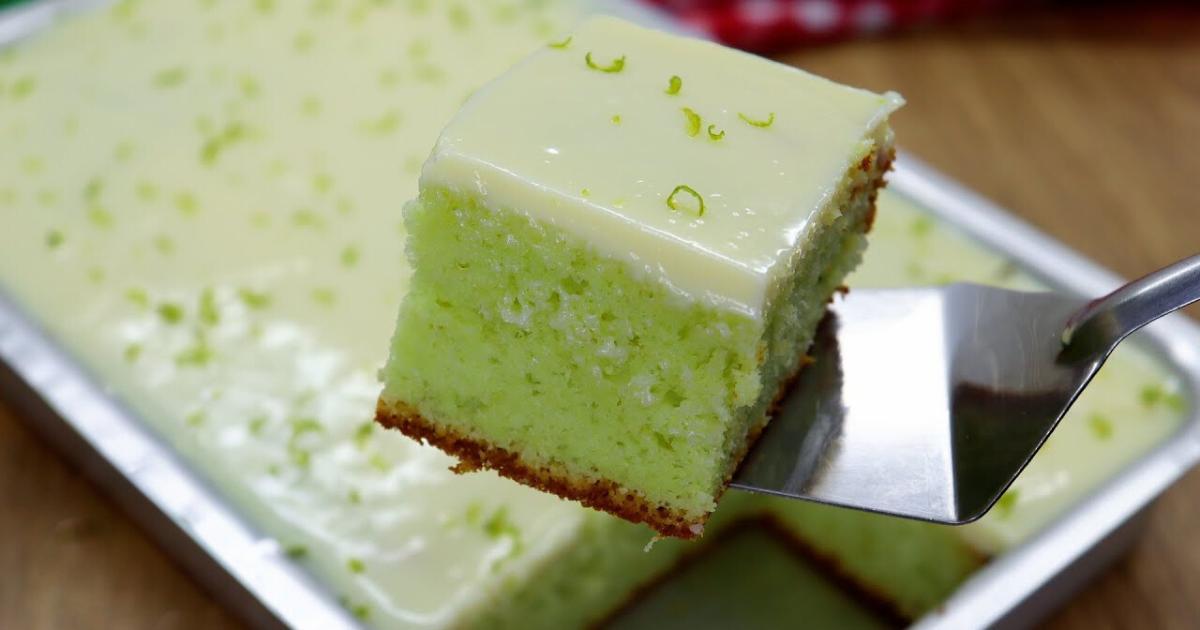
[376,16,903,538]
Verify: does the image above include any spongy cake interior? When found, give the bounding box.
[378,132,892,533]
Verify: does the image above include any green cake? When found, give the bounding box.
[376,16,904,538]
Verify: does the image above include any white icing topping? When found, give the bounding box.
[424,16,903,319]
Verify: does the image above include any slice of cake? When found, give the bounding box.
[376,16,903,538]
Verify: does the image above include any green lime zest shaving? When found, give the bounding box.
[291,417,324,436]
[284,545,308,559]
[369,453,390,472]
[738,111,776,128]
[681,107,701,137]
[87,207,113,229]
[11,75,37,99]
[994,490,1019,519]
[199,122,249,166]
[338,596,371,620]
[312,287,336,306]
[666,184,705,217]
[152,67,187,88]
[290,446,311,469]
[1088,414,1114,440]
[707,124,725,141]
[483,507,520,539]
[125,288,150,309]
[123,343,143,363]
[153,232,175,253]
[611,114,621,125]
[157,302,185,324]
[665,75,681,95]
[199,288,220,327]
[237,288,271,310]
[175,335,214,367]
[585,51,625,73]
[548,35,572,49]
[45,230,64,249]
[354,422,374,448]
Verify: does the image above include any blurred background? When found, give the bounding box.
[0,0,1197,628]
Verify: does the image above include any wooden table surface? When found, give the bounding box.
[1,4,1197,629]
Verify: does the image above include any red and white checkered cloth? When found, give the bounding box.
[642,0,1026,52]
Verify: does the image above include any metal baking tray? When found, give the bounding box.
[2,2,1199,629]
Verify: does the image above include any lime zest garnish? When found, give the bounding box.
[10,76,36,99]
[681,107,701,137]
[312,287,336,306]
[611,114,621,125]
[548,35,572,49]
[175,337,214,367]
[152,67,187,88]
[123,343,142,363]
[291,417,324,436]
[199,287,220,327]
[738,111,776,128]
[585,51,625,73]
[483,507,520,539]
[125,288,150,309]
[157,302,185,324]
[1088,414,1114,440]
[354,422,374,449]
[994,490,1019,519]
[665,75,681,95]
[666,184,705,217]
[707,124,725,141]
[237,288,272,310]
[185,410,206,427]
[45,230,64,249]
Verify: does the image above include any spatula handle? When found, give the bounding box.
[1064,254,1200,350]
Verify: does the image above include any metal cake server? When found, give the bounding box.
[732,254,1200,523]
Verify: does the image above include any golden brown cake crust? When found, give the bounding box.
[375,344,809,541]
[375,400,710,539]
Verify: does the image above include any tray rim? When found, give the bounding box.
[1,1,1198,627]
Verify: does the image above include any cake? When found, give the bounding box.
[376,16,904,538]
[1,2,1186,628]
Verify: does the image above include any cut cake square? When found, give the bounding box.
[377,16,903,538]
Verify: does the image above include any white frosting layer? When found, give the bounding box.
[423,16,903,319]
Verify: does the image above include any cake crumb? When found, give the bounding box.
[452,460,482,474]
[643,534,664,553]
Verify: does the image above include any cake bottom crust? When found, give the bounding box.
[375,400,710,538]
[376,351,811,540]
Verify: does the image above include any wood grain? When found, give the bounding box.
[0,396,239,630]
[0,4,1197,629]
